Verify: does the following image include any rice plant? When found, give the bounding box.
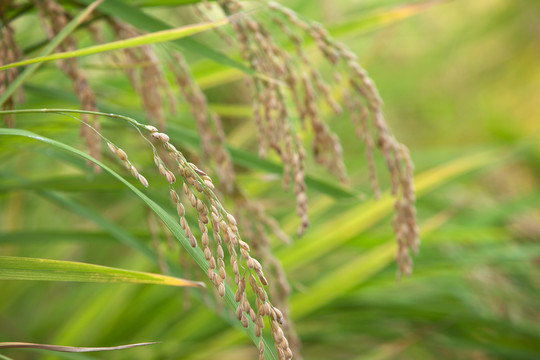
[2,0,539,359]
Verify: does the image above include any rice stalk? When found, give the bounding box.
[34,0,102,172]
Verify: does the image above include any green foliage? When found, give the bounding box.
[1,0,539,359]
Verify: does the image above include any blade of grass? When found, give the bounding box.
[0,0,104,107]
[0,342,157,352]
[208,103,252,118]
[0,19,229,71]
[0,128,277,360]
[0,255,204,287]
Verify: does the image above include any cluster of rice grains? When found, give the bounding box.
[107,141,150,189]
[235,198,299,358]
[214,0,419,277]
[102,119,292,357]
[145,126,294,360]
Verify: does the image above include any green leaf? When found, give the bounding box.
[0,19,229,71]
[0,255,205,288]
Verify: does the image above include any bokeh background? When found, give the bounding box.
[1,0,540,359]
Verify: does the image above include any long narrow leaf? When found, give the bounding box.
[0,19,228,72]
[0,255,204,288]
[138,0,216,5]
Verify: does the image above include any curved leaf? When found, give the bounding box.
[0,255,205,288]
[0,19,229,71]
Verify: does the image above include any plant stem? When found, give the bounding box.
[0,108,145,129]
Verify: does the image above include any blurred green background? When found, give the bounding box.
[1,0,540,359]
